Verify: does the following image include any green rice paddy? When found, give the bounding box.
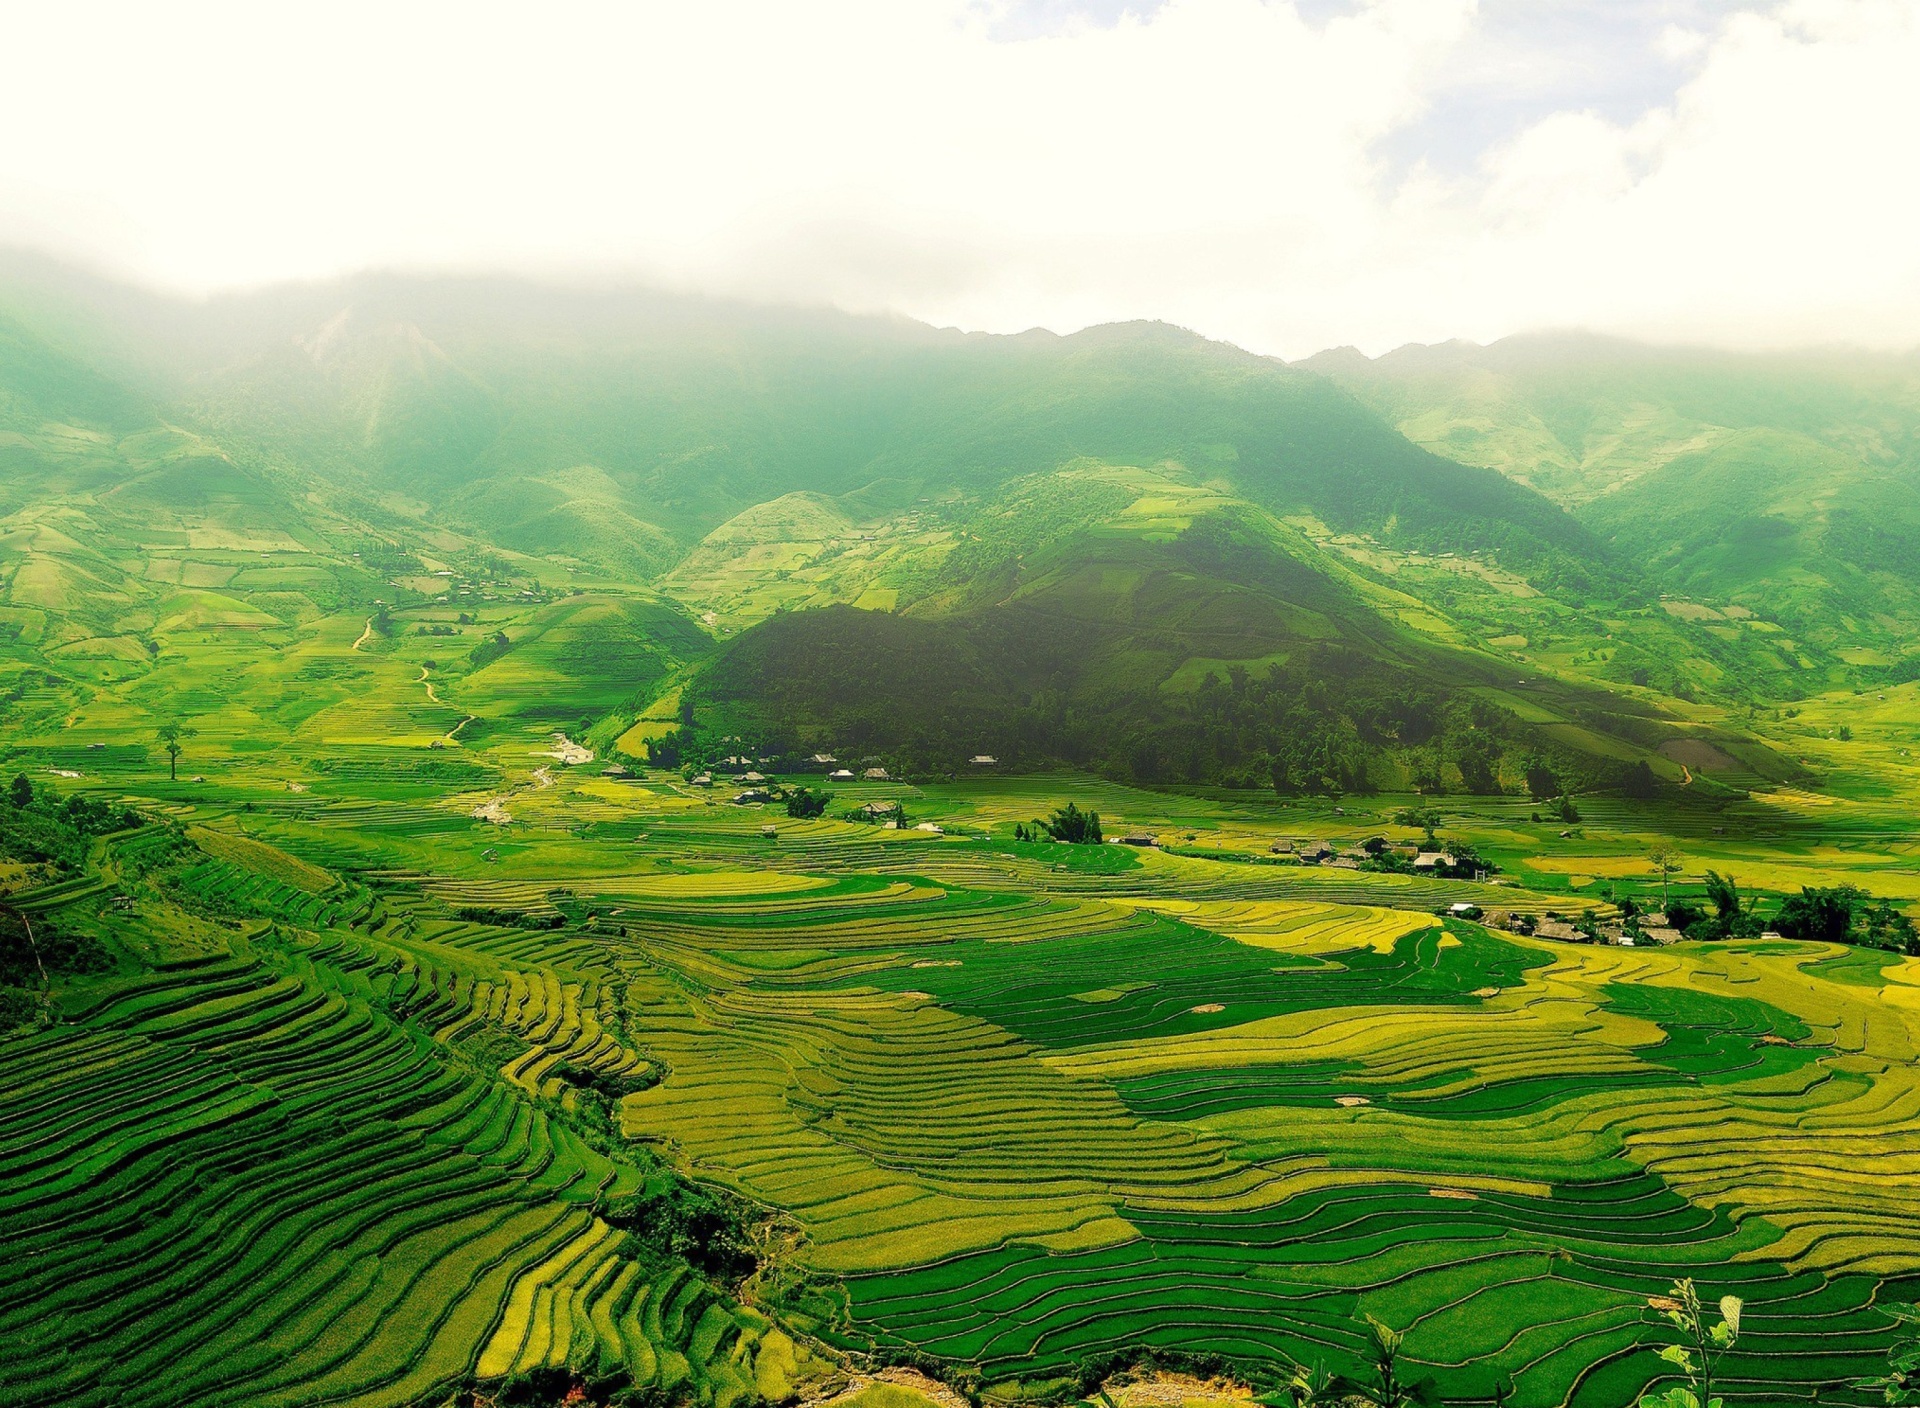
[5,587,1920,1405]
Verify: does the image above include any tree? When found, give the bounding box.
[1864,901,1920,956]
[1525,758,1561,802]
[1394,807,1442,848]
[157,721,197,782]
[1648,844,1684,911]
[1701,871,1757,937]
[1666,899,1708,934]
[1455,733,1501,795]
[784,787,831,819]
[1043,802,1103,845]
[1640,1278,1741,1408]
[8,773,31,809]
[1774,886,1864,944]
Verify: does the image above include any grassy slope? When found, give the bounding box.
[690,462,1784,793]
[1305,334,1920,684]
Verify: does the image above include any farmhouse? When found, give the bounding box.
[969,754,998,766]
[827,768,855,781]
[1413,851,1455,871]
[732,789,773,805]
[862,767,893,780]
[1297,840,1333,863]
[1117,833,1158,847]
[809,753,837,766]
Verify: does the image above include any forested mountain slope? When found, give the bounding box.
[0,255,1858,792]
[1304,334,1920,672]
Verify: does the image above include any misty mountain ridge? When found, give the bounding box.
[1,253,1910,794]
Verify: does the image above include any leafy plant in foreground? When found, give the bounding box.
[1857,1301,1920,1404]
[1641,1278,1742,1408]
[1330,1315,1438,1408]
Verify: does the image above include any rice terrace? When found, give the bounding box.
[7,8,1920,1406]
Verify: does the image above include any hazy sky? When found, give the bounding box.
[1,0,1915,357]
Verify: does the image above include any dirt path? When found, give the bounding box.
[351,618,374,651]
[538,733,593,766]
[417,666,443,705]
[802,1371,970,1408]
[20,912,49,990]
[470,763,553,824]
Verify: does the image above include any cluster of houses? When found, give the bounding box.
[1530,913,1688,947]
[1259,836,1488,879]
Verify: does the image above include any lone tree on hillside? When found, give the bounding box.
[8,773,31,809]
[1648,843,1684,909]
[157,721,197,782]
[1042,802,1103,845]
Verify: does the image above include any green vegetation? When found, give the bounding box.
[1307,334,1920,695]
[1640,1280,1742,1408]
[3,258,1920,1406]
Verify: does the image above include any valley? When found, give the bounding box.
[3,262,1919,1408]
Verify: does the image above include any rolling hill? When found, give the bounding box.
[1303,334,1920,678]
[0,255,1871,795]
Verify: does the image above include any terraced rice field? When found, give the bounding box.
[6,765,1919,1405]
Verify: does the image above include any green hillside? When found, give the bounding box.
[0,257,1713,795]
[1305,335,1920,685]
[688,465,1772,795]
[7,257,1920,1408]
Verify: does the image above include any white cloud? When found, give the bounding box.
[0,0,1913,356]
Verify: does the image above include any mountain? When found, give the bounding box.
[1302,333,1920,677]
[0,255,1823,794]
